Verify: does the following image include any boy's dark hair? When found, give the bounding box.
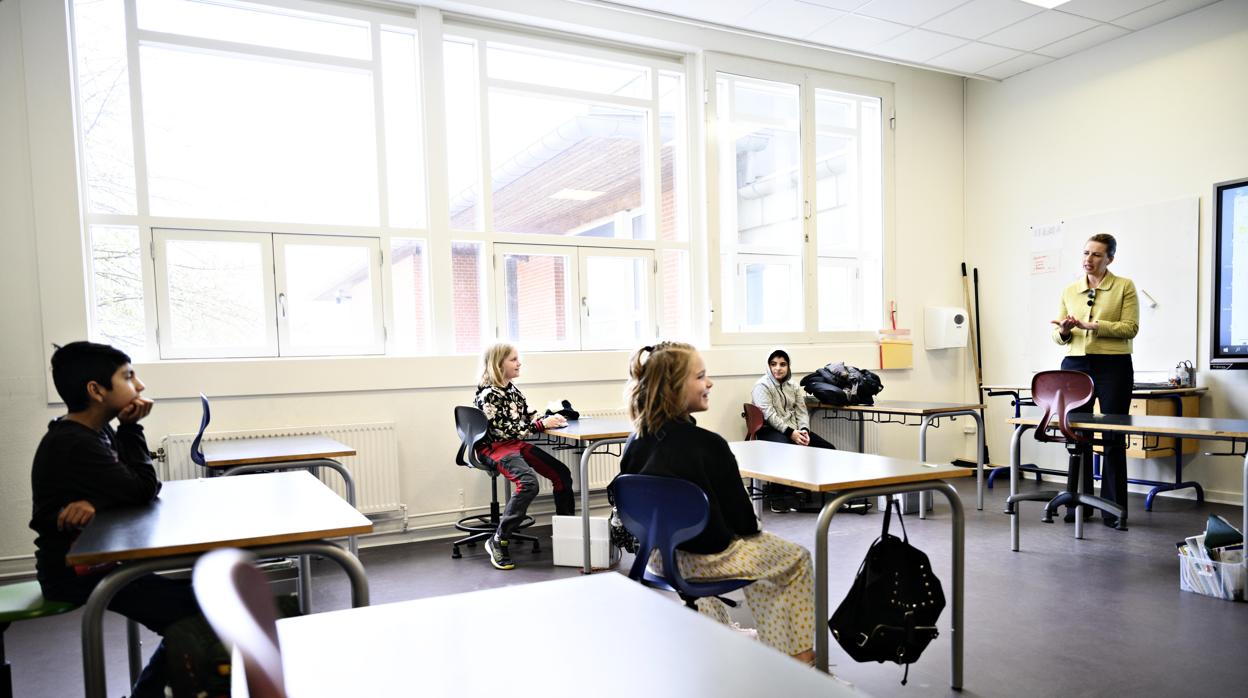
[51,341,131,412]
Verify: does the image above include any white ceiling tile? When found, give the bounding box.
[1034,22,1129,58]
[611,0,770,25]
[855,0,967,27]
[800,0,874,10]
[872,28,969,62]
[807,13,910,50]
[980,9,1099,51]
[680,0,778,25]
[922,0,1044,39]
[977,51,1053,79]
[738,0,847,40]
[927,41,1022,73]
[1057,0,1161,22]
[1112,0,1220,31]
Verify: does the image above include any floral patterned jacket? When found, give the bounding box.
[474,383,548,443]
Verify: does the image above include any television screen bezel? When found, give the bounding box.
[1211,176,1248,369]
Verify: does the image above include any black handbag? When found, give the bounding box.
[828,498,945,684]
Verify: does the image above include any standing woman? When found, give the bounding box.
[474,343,576,570]
[619,342,816,664]
[1051,233,1139,528]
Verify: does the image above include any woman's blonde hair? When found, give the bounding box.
[479,342,517,388]
[626,341,699,436]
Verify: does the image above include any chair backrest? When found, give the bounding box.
[190,393,211,466]
[742,403,765,441]
[454,406,492,471]
[612,474,711,597]
[192,548,286,698]
[1031,370,1095,444]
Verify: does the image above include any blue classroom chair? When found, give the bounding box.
[611,473,752,609]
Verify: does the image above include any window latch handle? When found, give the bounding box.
[278,292,287,319]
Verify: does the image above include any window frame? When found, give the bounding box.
[491,243,659,351]
[152,227,279,359]
[70,0,424,361]
[56,0,695,371]
[705,52,895,346]
[273,233,386,357]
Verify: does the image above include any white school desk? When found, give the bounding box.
[810,401,987,513]
[230,574,858,698]
[66,471,372,698]
[200,434,361,558]
[543,418,633,574]
[1005,413,1248,554]
[984,383,1209,508]
[729,440,969,687]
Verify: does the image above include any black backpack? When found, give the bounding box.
[828,499,945,684]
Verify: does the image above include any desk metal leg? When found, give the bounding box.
[81,541,369,698]
[919,416,932,520]
[815,481,964,689]
[918,410,985,518]
[579,437,629,575]
[1008,424,1028,552]
[752,478,763,522]
[126,620,141,685]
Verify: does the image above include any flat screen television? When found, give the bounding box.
[1212,176,1248,369]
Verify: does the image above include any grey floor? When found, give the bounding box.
[8,476,1248,697]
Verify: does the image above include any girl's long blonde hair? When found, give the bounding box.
[479,343,516,388]
[626,341,698,436]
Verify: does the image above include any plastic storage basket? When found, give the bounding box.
[1178,553,1245,602]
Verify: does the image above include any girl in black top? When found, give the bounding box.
[620,342,816,663]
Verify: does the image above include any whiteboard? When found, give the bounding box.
[1025,197,1199,373]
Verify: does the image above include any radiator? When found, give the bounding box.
[807,409,880,453]
[159,422,404,516]
[536,409,628,495]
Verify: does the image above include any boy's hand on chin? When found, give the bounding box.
[118,397,154,423]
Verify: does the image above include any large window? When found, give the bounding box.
[69,0,689,359]
[707,55,891,343]
[441,27,687,352]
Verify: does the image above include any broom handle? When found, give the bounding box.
[961,263,983,388]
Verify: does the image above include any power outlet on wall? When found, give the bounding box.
[457,488,465,508]
[963,425,977,434]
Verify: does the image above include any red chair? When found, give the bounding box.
[1005,370,1126,532]
[742,403,765,441]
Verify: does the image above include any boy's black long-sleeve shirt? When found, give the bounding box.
[29,418,161,583]
[619,420,758,554]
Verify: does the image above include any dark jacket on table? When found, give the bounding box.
[619,419,758,555]
[29,419,162,584]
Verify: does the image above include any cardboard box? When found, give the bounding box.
[552,515,620,569]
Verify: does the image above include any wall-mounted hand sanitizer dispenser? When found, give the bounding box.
[925,306,969,349]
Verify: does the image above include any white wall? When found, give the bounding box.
[966,0,1248,504]
[0,0,967,575]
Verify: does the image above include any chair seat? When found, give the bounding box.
[0,581,79,623]
[641,570,751,600]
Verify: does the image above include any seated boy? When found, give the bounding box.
[29,341,208,697]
